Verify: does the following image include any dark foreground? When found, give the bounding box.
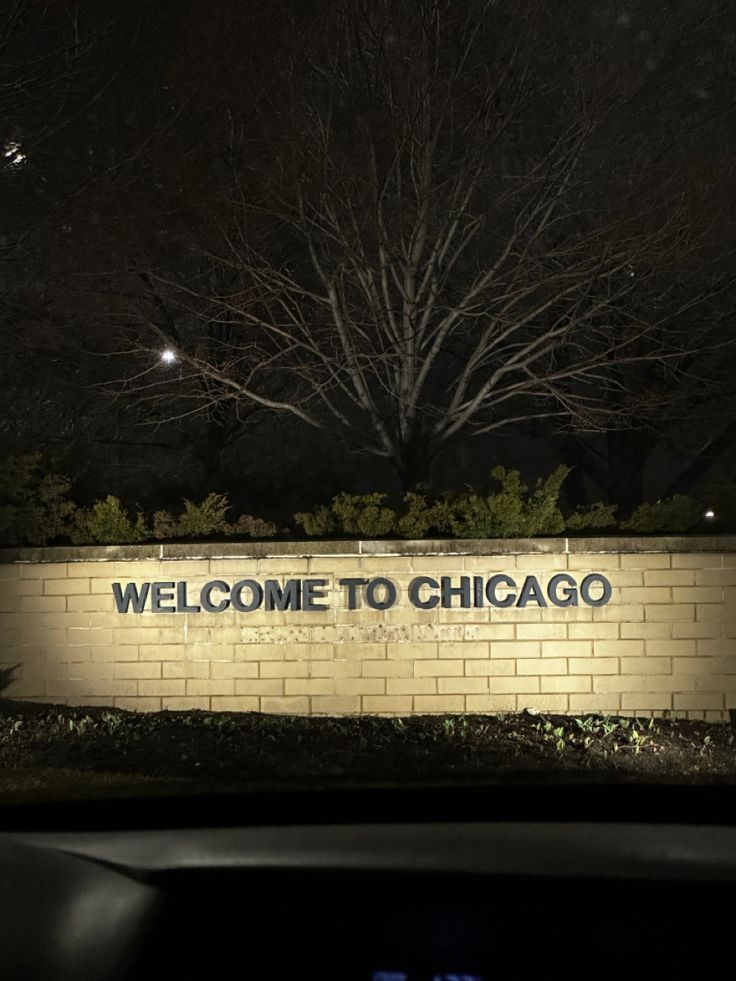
[1,700,735,802]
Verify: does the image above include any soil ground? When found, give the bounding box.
[2,699,736,802]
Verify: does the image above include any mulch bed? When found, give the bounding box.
[2,699,736,795]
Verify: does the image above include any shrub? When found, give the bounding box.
[176,493,230,538]
[330,492,396,536]
[294,506,335,536]
[72,496,147,544]
[0,453,77,546]
[152,509,179,540]
[443,465,570,538]
[566,501,618,531]
[620,495,700,533]
[396,492,445,539]
[225,514,278,538]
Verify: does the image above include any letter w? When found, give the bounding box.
[112,582,150,613]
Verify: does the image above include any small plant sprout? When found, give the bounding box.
[703,508,716,520]
[160,347,177,365]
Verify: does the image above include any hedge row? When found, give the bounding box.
[1,454,733,547]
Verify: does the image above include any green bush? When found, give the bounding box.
[176,493,230,538]
[443,465,570,538]
[72,496,147,545]
[331,493,396,536]
[620,495,700,533]
[396,492,446,539]
[0,453,77,546]
[295,494,396,537]
[152,509,178,540]
[566,501,618,531]
[294,506,336,536]
[225,514,278,538]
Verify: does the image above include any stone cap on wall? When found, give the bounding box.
[1,535,735,563]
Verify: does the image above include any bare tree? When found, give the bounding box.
[114,0,736,487]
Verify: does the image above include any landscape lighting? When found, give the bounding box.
[160,348,177,365]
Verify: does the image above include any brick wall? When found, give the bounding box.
[1,538,735,720]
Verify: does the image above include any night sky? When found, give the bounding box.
[1,0,735,517]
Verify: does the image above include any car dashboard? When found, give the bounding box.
[0,784,734,980]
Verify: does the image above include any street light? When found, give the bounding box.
[703,508,716,521]
[160,348,177,365]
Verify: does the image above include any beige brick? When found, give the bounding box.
[186,679,235,696]
[235,679,284,695]
[594,675,646,693]
[259,661,309,678]
[516,658,567,675]
[414,694,465,712]
[644,570,695,586]
[359,660,410,678]
[309,695,360,714]
[309,660,362,678]
[472,624,515,640]
[95,644,138,661]
[466,694,517,712]
[44,578,90,595]
[465,659,515,676]
[284,678,334,695]
[541,641,591,657]
[20,596,67,613]
[567,554,620,570]
[516,554,568,570]
[462,555,517,571]
[260,696,310,714]
[622,693,673,710]
[331,643,386,659]
[386,642,438,660]
[696,569,736,586]
[139,644,185,661]
[67,561,116,578]
[0,564,21,579]
[676,657,725,675]
[672,586,722,604]
[696,603,728,622]
[594,604,644,622]
[362,695,412,713]
[646,639,695,657]
[21,562,68,579]
[645,604,694,621]
[387,678,434,695]
[569,657,618,674]
[695,674,736,692]
[162,697,211,711]
[569,693,621,712]
[211,662,259,678]
[673,692,724,710]
[112,561,161,578]
[624,554,670,569]
[114,697,162,712]
[442,642,490,659]
[620,657,671,675]
[542,675,591,693]
[114,662,161,679]
[620,622,670,639]
[672,621,721,639]
[697,639,735,656]
[516,623,567,640]
[620,586,670,604]
[210,696,260,712]
[594,640,645,656]
[414,659,464,677]
[67,661,114,680]
[437,677,489,695]
[139,679,186,696]
[519,694,569,712]
[489,641,540,659]
[672,553,721,569]
[488,677,540,694]
[162,660,210,679]
[67,627,112,647]
[336,678,386,695]
[569,622,619,640]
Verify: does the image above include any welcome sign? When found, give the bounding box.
[112,572,613,614]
